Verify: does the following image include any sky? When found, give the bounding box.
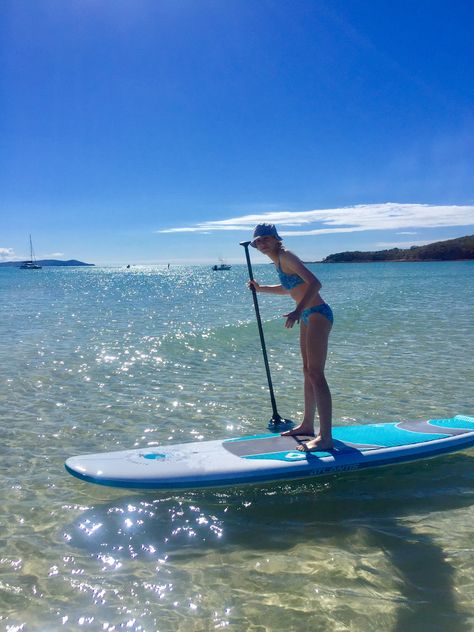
[1,0,473,265]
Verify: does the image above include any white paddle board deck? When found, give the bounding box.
[65,415,474,490]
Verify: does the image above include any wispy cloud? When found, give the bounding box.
[156,203,474,237]
[0,248,15,260]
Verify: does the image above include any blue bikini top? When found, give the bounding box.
[276,255,305,290]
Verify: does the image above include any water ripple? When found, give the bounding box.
[0,262,473,630]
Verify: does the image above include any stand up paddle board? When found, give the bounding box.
[65,415,474,490]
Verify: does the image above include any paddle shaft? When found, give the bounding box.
[240,241,282,425]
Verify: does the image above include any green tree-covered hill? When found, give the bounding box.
[322,235,474,263]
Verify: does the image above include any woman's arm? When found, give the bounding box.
[248,280,290,295]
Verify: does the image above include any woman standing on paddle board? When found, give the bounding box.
[248,223,333,452]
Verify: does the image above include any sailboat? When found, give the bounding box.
[20,235,42,269]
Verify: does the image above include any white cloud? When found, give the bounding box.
[156,203,474,237]
[0,247,15,260]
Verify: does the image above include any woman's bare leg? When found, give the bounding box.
[282,325,315,436]
[297,314,333,450]
[282,314,332,444]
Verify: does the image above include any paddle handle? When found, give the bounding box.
[240,241,282,424]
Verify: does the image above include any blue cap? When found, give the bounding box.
[250,223,282,248]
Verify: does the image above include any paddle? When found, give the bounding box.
[240,241,294,431]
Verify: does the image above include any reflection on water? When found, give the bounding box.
[55,454,474,631]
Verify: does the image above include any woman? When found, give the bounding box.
[248,223,334,452]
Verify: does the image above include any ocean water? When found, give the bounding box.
[1,261,473,631]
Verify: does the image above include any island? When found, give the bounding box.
[322,235,474,263]
[0,259,95,268]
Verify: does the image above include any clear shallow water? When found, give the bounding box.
[1,262,473,631]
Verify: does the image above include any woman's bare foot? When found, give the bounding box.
[281,424,315,437]
[297,435,333,452]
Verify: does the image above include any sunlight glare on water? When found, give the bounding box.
[0,262,473,630]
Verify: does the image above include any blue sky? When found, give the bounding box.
[1,0,473,264]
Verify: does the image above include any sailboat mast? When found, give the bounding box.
[20,235,42,269]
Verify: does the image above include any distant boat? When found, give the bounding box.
[20,235,42,269]
[212,259,231,271]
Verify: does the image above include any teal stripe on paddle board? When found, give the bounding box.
[244,451,316,462]
[332,423,448,447]
[428,417,474,431]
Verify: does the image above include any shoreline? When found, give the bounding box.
[319,258,474,263]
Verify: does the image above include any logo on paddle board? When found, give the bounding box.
[284,452,307,461]
[133,450,187,463]
[141,453,167,460]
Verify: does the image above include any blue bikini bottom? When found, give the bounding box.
[301,303,334,326]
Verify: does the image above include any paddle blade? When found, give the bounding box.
[267,417,295,433]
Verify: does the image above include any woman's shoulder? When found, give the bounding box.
[279,248,302,266]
